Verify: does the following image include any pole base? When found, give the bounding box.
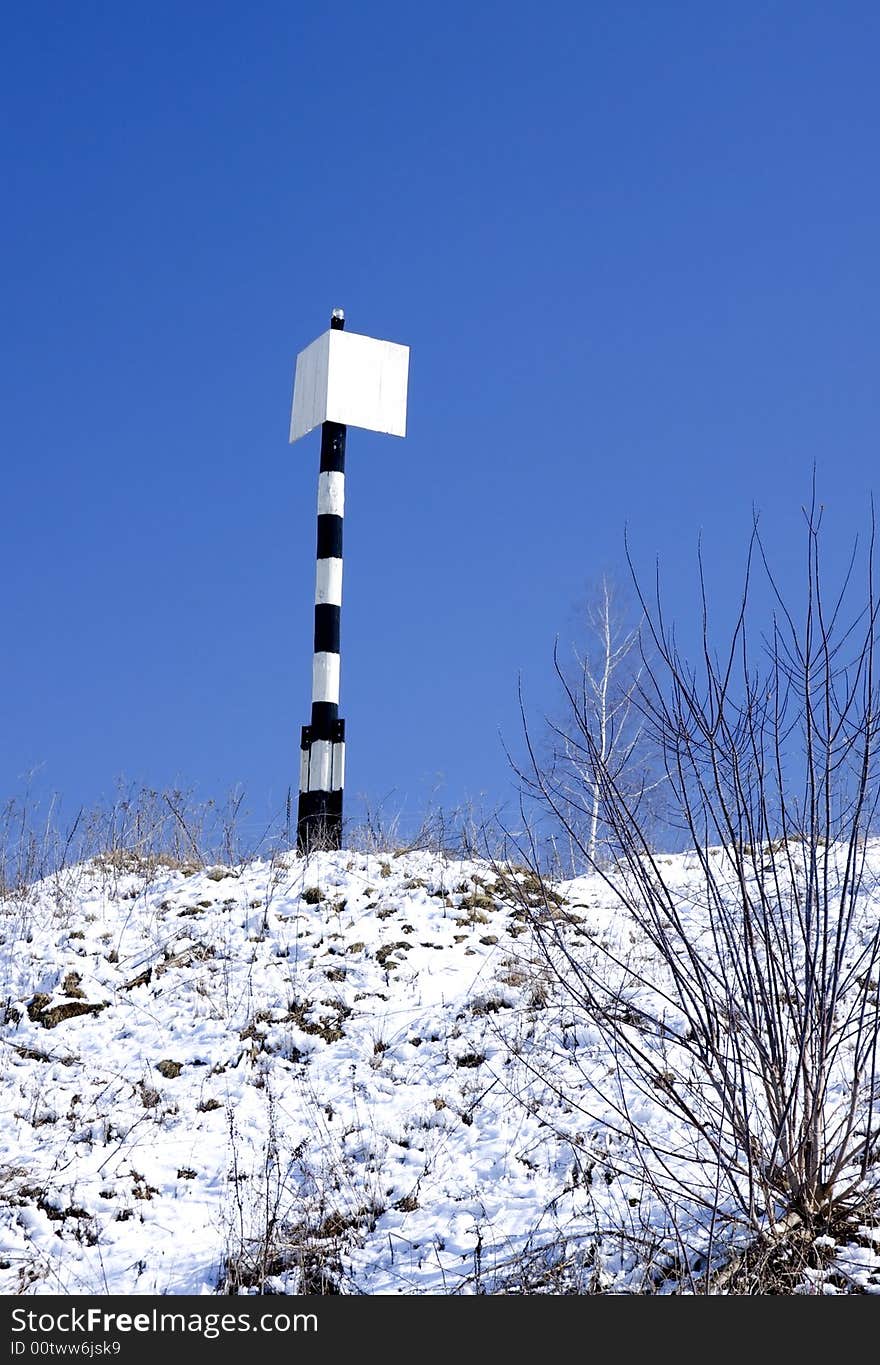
[297,790,343,853]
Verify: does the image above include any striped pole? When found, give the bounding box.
[297,309,347,852]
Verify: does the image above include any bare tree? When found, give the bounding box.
[543,574,663,867]
[516,496,880,1286]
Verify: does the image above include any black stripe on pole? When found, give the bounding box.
[314,603,341,654]
[316,514,344,560]
[319,421,346,473]
[310,700,338,738]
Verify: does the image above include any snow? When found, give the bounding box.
[0,845,878,1295]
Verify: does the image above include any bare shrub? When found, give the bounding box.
[0,781,294,894]
[517,494,880,1285]
[347,793,504,862]
[219,1091,386,1295]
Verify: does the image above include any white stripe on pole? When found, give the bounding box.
[308,739,333,793]
[317,470,345,518]
[314,557,343,607]
[312,651,341,705]
[332,741,345,791]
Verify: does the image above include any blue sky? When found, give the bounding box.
[2,1,878,838]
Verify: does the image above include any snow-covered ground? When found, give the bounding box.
[1,846,878,1294]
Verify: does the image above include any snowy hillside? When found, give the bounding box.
[1,846,879,1294]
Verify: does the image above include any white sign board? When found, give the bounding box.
[290,328,409,444]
